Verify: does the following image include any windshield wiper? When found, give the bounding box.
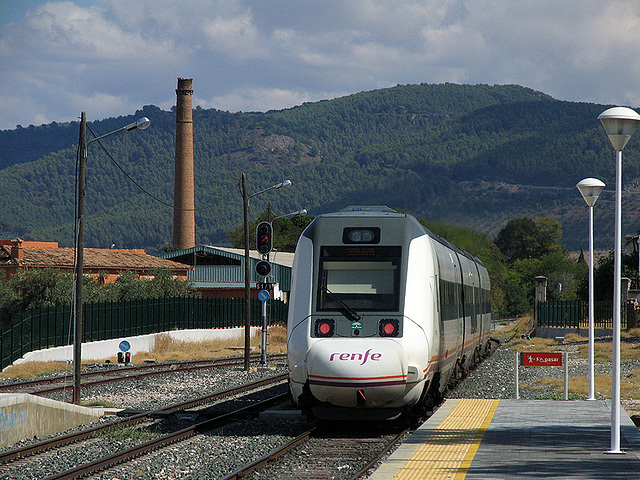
[320,286,362,323]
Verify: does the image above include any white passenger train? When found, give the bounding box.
[286,206,492,420]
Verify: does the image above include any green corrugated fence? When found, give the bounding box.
[536,299,623,329]
[1,296,288,370]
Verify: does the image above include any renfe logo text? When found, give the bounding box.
[329,349,382,365]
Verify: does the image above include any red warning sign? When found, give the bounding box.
[521,352,563,367]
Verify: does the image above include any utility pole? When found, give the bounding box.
[242,173,251,371]
[72,112,150,403]
[74,112,87,404]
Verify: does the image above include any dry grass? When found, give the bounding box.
[0,361,72,379]
[498,317,640,410]
[495,316,534,339]
[1,325,288,379]
[533,374,640,401]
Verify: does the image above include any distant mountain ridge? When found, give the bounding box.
[0,83,635,254]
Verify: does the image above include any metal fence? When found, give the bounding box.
[1,296,288,370]
[536,300,623,329]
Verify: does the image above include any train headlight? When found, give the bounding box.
[315,319,335,337]
[379,319,400,337]
[343,227,380,244]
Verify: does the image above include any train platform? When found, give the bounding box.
[369,398,640,479]
[0,393,105,447]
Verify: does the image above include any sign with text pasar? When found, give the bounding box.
[521,352,563,367]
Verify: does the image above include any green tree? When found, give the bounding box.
[0,268,196,323]
[493,216,580,315]
[494,217,564,263]
[8,268,73,310]
[590,250,638,301]
[227,211,314,253]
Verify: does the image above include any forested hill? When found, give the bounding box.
[0,83,635,254]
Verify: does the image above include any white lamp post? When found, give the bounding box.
[598,106,640,453]
[576,177,605,401]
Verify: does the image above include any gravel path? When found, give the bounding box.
[450,340,640,415]
[2,341,639,479]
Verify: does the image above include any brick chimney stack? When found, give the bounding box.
[173,77,196,249]
[10,238,23,261]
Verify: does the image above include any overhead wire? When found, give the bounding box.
[86,123,194,212]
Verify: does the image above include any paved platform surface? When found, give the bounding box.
[369,399,640,479]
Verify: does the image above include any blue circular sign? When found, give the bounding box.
[258,290,270,302]
[119,340,131,352]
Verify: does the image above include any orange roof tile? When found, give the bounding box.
[13,247,190,271]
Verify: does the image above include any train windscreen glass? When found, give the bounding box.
[317,246,401,311]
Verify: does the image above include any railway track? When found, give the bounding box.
[221,424,411,480]
[1,374,290,479]
[0,354,287,396]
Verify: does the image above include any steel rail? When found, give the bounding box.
[42,392,291,480]
[347,427,411,480]
[0,354,287,396]
[0,373,287,464]
[219,427,316,480]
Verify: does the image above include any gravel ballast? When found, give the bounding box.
[2,340,638,479]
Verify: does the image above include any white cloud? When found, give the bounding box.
[199,87,338,113]
[3,0,640,130]
[201,10,264,59]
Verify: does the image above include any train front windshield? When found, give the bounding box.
[317,246,401,312]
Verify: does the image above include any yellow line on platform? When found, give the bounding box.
[394,399,500,480]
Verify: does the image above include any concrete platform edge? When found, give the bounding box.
[1,393,104,447]
[368,398,462,480]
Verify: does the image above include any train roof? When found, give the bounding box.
[316,206,485,268]
[321,205,405,217]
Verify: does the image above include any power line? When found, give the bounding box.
[86,124,195,212]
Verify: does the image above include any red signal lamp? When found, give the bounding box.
[315,319,335,337]
[379,319,399,337]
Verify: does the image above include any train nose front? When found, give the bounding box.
[306,340,407,408]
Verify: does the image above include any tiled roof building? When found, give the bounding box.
[0,239,190,282]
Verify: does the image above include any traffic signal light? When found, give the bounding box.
[124,351,131,364]
[255,260,271,277]
[256,222,273,254]
[117,352,124,363]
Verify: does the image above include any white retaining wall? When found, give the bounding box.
[4,327,261,370]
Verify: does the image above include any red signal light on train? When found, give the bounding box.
[315,319,335,337]
[379,319,399,337]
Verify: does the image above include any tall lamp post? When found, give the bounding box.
[74,112,150,404]
[241,175,291,371]
[576,177,605,401]
[598,106,640,453]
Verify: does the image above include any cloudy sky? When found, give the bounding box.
[1,0,639,131]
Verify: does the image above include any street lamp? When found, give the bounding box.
[598,106,640,453]
[576,177,605,401]
[240,175,291,371]
[73,112,150,404]
[272,209,307,223]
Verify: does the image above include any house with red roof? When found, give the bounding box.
[0,238,190,282]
